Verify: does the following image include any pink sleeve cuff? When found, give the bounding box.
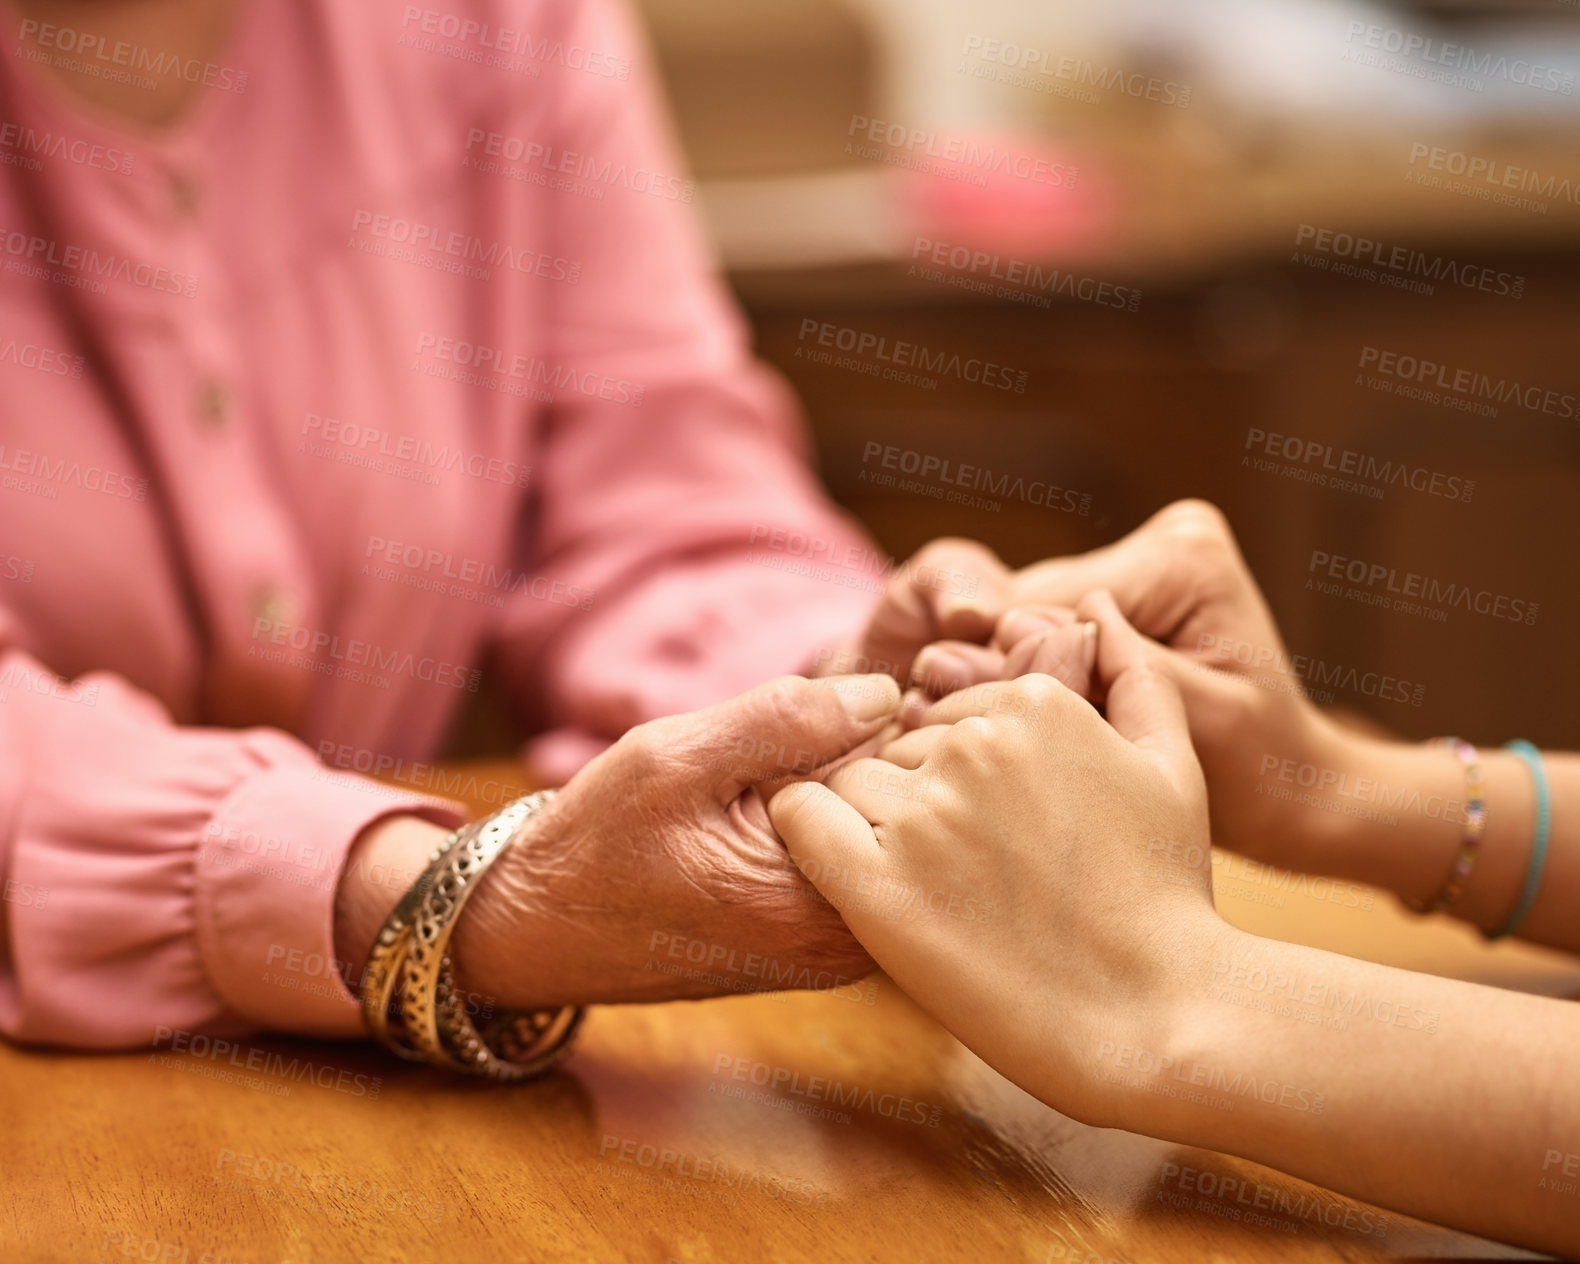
[194,765,465,1038]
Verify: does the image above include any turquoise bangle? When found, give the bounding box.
[1489,739,1551,940]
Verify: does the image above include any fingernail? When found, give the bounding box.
[898,688,931,730]
[912,647,970,694]
[831,673,902,721]
[999,608,1059,643]
[1081,621,1098,675]
[937,595,992,626]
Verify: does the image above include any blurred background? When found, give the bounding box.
[628,0,1580,750]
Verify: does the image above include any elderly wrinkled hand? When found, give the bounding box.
[448,673,902,1011]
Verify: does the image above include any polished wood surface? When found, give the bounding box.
[4,760,1575,1264]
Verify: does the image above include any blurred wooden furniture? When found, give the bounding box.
[743,254,1580,753]
[4,760,1576,1263]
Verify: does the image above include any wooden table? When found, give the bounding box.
[4,761,1575,1264]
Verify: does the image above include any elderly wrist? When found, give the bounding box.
[446,838,538,1009]
[333,815,451,989]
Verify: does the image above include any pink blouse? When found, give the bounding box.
[0,0,876,1048]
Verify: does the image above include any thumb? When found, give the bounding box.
[767,780,881,911]
[702,674,901,804]
[1079,591,1201,793]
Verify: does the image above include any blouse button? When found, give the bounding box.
[252,586,298,629]
[197,380,229,430]
[169,171,200,217]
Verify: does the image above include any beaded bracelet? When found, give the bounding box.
[1412,737,1486,915]
[1489,739,1551,940]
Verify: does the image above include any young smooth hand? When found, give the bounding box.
[769,597,1222,1131]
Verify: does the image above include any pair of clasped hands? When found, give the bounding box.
[458,501,1320,1128]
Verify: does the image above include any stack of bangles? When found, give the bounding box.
[1410,738,1552,940]
[359,790,585,1080]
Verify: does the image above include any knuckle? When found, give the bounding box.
[917,536,1001,572]
[918,535,975,559]
[1013,672,1066,711]
[756,675,822,732]
[1158,499,1232,554]
[614,721,673,773]
[954,715,997,742]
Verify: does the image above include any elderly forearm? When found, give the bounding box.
[1129,928,1580,1257]
[332,815,452,992]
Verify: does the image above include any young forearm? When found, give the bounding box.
[1126,928,1580,1257]
[1268,717,1580,954]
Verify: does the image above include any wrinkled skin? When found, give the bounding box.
[455,535,1021,1011]
[453,673,900,1010]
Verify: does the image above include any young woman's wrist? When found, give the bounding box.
[1086,913,1256,1137]
[1284,709,1377,862]
[1277,722,1528,918]
[1102,922,1306,1148]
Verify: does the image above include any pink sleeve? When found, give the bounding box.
[0,642,465,1050]
[496,0,879,780]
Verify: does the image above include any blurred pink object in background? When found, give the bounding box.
[897,130,1116,260]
